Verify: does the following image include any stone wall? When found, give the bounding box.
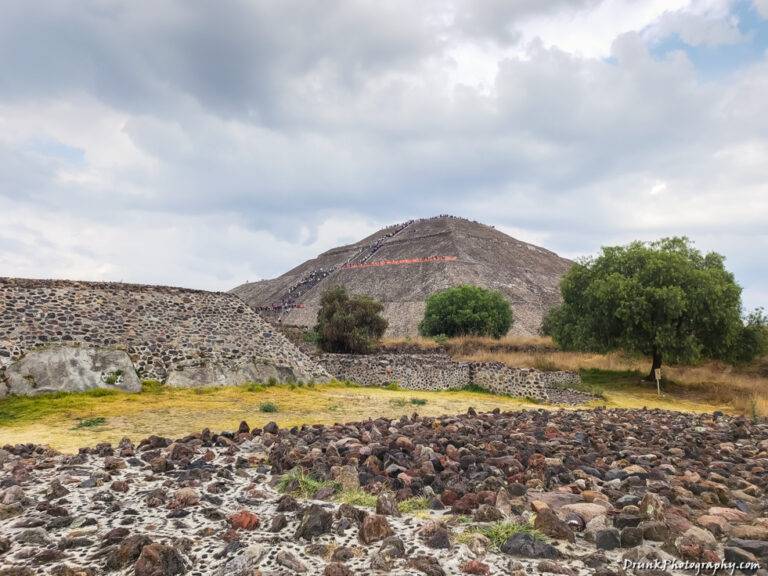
[0,277,329,395]
[320,353,593,404]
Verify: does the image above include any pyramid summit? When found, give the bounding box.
[232,215,572,336]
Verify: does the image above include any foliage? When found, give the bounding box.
[419,285,513,339]
[461,521,543,550]
[335,489,377,508]
[543,237,758,377]
[398,496,431,513]
[276,467,337,498]
[410,398,427,406]
[385,382,400,390]
[259,401,279,413]
[73,416,107,429]
[242,382,266,393]
[303,329,320,344]
[103,370,123,385]
[728,308,768,364]
[141,380,165,394]
[315,286,388,353]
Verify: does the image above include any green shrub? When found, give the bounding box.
[243,382,266,393]
[410,398,427,406]
[398,496,430,513]
[303,329,320,344]
[103,370,123,385]
[266,377,279,387]
[728,308,768,364]
[315,286,388,353]
[419,285,513,339]
[335,489,377,508]
[259,401,279,413]
[460,521,542,550]
[276,467,337,498]
[73,416,107,429]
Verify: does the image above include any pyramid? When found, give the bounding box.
[232,216,572,337]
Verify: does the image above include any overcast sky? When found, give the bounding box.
[1,0,767,311]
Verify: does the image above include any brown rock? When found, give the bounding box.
[228,510,260,530]
[134,543,187,576]
[534,508,575,542]
[359,514,393,545]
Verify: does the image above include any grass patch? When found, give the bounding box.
[242,382,266,393]
[141,380,165,394]
[410,398,427,406]
[384,382,400,391]
[335,489,377,508]
[0,388,116,426]
[276,467,337,499]
[259,401,279,413]
[460,521,543,550]
[192,386,219,395]
[389,398,408,407]
[398,496,430,514]
[73,416,107,429]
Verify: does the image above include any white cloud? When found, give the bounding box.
[0,0,766,311]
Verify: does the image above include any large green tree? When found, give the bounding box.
[542,237,761,379]
[315,286,388,353]
[419,284,513,339]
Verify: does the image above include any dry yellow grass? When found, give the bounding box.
[381,335,556,354]
[0,383,538,453]
[0,376,734,453]
[460,349,768,417]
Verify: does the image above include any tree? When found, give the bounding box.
[543,237,762,379]
[315,286,388,353]
[419,284,513,339]
[728,308,768,365]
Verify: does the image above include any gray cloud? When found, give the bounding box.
[0,0,766,311]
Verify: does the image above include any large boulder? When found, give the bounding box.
[165,357,302,388]
[2,346,140,397]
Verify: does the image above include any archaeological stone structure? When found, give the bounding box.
[320,353,592,404]
[0,277,330,397]
[232,215,573,337]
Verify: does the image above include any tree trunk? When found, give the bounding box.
[645,350,662,382]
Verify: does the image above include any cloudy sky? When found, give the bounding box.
[1,0,767,310]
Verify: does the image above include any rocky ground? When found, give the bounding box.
[0,408,767,575]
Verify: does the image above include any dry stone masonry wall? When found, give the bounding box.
[320,353,592,404]
[0,277,329,396]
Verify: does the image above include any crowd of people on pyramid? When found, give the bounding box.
[262,215,477,312]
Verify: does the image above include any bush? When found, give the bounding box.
[315,286,388,353]
[419,285,513,339]
[728,308,768,364]
[259,402,279,413]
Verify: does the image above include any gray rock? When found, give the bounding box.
[595,528,621,551]
[500,533,561,559]
[295,504,333,540]
[4,346,140,396]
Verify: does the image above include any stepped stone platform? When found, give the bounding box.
[0,277,330,397]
